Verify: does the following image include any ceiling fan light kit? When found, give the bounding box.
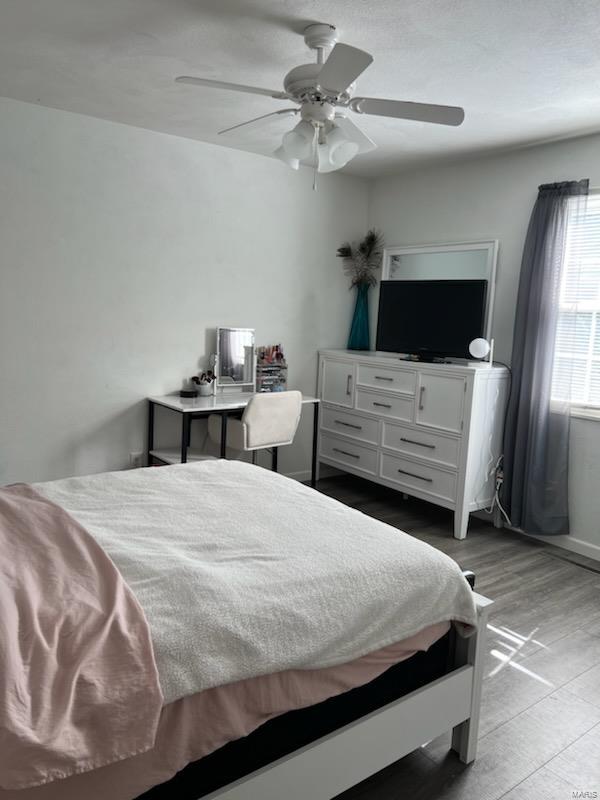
[282,116,359,173]
[175,22,465,180]
[282,120,315,161]
[319,127,359,172]
[274,146,299,171]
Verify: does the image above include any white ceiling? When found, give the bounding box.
[2,0,600,178]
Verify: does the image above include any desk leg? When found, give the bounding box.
[220,414,228,459]
[147,401,155,466]
[181,415,190,463]
[311,402,319,488]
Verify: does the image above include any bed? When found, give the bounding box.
[0,460,491,800]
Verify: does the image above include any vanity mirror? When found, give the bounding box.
[215,327,256,392]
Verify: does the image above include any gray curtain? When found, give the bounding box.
[503,179,589,535]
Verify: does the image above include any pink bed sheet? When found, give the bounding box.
[0,485,163,791]
[0,621,449,800]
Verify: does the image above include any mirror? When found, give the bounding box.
[216,328,256,389]
[382,241,498,341]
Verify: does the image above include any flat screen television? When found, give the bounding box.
[376,279,488,360]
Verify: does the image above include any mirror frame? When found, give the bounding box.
[382,240,498,343]
[215,327,256,391]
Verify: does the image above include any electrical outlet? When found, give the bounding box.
[129,451,144,469]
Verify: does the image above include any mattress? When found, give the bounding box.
[33,460,477,702]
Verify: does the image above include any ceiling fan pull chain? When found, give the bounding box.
[312,125,319,191]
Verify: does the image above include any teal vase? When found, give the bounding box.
[347,282,370,350]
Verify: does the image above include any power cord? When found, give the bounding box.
[487,360,514,527]
[486,454,512,526]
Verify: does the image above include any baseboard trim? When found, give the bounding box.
[472,509,600,563]
[510,527,600,563]
[284,469,311,482]
[283,465,342,483]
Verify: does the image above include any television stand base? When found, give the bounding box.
[409,354,451,364]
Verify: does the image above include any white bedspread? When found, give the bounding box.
[35,461,477,705]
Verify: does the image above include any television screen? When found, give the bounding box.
[376,280,487,359]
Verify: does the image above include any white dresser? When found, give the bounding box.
[317,350,509,539]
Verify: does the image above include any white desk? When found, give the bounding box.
[147,393,320,486]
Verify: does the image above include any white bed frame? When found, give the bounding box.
[203,593,492,800]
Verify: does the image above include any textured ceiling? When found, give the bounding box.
[2,0,600,177]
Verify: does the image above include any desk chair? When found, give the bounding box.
[207,391,302,472]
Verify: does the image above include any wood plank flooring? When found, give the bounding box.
[315,475,600,800]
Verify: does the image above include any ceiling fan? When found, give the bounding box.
[175,23,464,175]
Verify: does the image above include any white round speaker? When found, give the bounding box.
[469,338,491,360]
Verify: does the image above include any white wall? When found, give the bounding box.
[0,97,368,484]
[368,134,600,558]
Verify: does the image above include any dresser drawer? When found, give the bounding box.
[356,388,413,423]
[380,452,457,503]
[357,364,416,394]
[321,406,379,445]
[320,434,377,475]
[382,422,460,469]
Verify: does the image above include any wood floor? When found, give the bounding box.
[315,474,600,800]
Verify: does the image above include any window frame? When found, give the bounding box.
[552,189,600,416]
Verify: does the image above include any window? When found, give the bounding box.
[552,192,600,408]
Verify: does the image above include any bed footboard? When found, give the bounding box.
[201,593,492,800]
[451,592,493,763]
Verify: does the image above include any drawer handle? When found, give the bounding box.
[333,447,360,460]
[419,386,426,411]
[400,437,435,450]
[346,375,353,396]
[373,402,392,409]
[397,468,433,483]
[335,420,363,430]
[374,375,393,381]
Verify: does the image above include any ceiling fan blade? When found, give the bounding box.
[218,108,298,135]
[175,76,288,100]
[317,44,373,94]
[351,97,465,126]
[333,115,377,154]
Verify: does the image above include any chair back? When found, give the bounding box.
[242,391,302,449]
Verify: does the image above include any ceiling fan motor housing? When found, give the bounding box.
[284,63,355,104]
[283,63,322,99]
[285,23,347,103]
[300,100,336,125]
